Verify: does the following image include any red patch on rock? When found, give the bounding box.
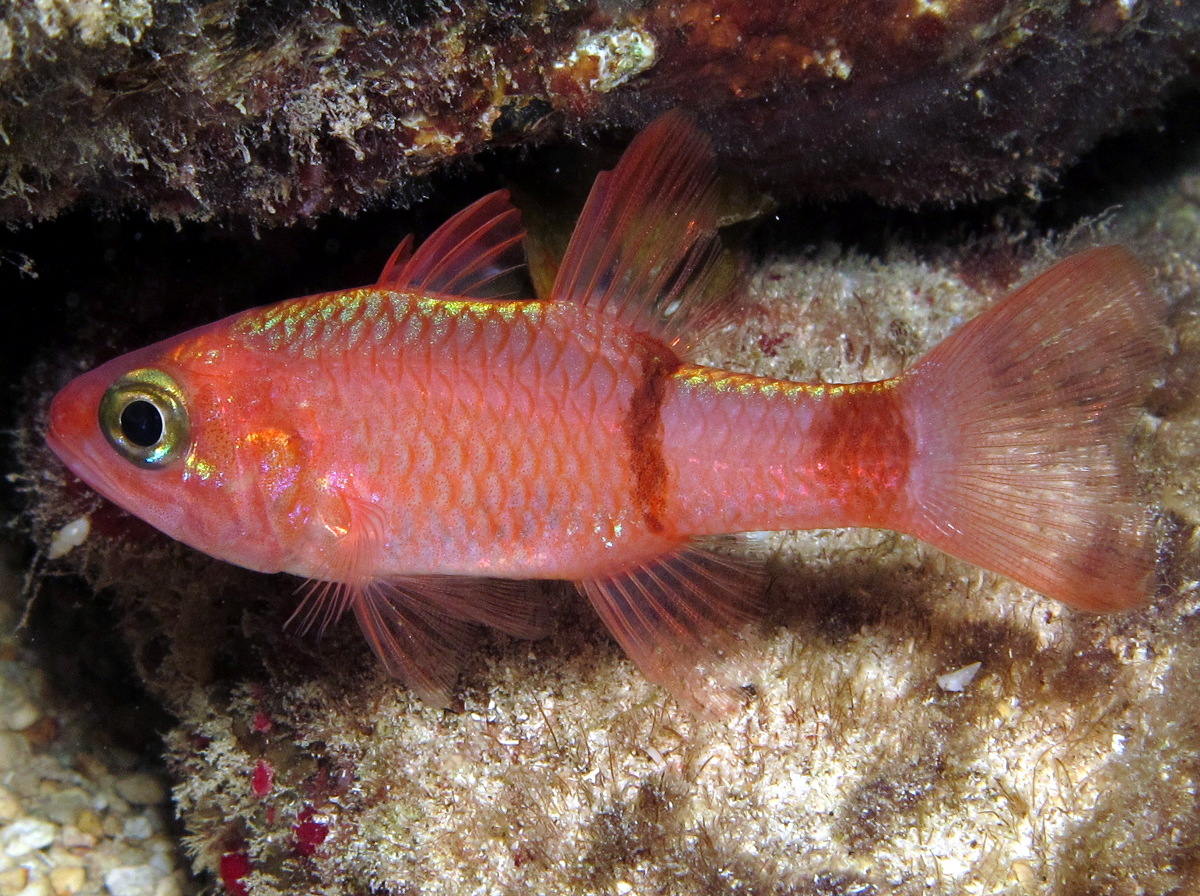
[293,806,329,857]
[219,852,252,895]
[251,760,273,797]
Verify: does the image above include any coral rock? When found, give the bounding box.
[0,0,1197,224]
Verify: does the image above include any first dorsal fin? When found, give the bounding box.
[551,112,741,355]
[377,189,527,299]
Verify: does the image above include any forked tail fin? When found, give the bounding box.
[897,246,1168,611]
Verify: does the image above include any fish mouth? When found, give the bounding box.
[45,384,88,468]
[45,379,120,503]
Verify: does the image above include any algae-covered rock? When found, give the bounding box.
[0,0,1197,223]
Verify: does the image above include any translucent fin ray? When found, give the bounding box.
[352,582,477,707]
[578,542,764,716]
[551,111,742,355]
[286,490,388,637]
[387,575,550,640]
[899,246,1168,611]
[377,190,528,299]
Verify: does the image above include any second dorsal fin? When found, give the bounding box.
[551,112,741,355]
[377,190,527,299]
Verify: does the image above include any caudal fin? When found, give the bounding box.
[898,246,1168,612]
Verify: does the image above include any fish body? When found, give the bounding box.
[60,293,689,581]
[46,113,1167,713]
[54,293,911,576]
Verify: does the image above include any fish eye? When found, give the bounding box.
[98,368,189,467]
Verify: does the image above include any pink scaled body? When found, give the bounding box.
[46,114,1167,713]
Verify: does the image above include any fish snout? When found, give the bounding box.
[46,377,99,466]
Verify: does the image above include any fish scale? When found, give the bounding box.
[252,295,667,579]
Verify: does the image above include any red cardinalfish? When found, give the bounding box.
[45,113,1166,714]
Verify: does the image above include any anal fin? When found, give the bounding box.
[577,542,764,716]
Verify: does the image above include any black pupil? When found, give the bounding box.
[120,399,164,448]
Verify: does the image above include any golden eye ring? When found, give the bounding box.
[98,368,190,467]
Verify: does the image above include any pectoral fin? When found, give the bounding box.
[281,490,459,705]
